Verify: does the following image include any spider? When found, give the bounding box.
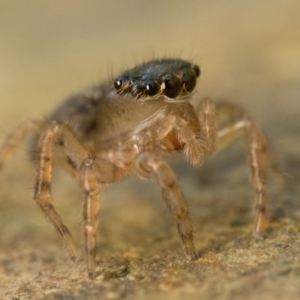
[0,58,278,279]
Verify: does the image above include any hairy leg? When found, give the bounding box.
[0,118,43,170]
[156,113,203,166]
[35,121,128,278]
[34,122,83,261]
[80,157,128,279]
[79,158,100,279]
[215,102,282,235]
[136,152,197,259]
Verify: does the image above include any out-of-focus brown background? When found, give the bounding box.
[0,1,300,299]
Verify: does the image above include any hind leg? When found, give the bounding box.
[35,121,129,278]
[0,118,44,170]
[215,102,283,236]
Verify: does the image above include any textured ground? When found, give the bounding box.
[0,1,300,299]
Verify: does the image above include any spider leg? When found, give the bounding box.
[34,122,82,262]
[79,158,100,279]
[79,157,128,279]
[216,115,269,236]
[156,112,204,166]
[136,152,197,260]
[164,98,216,165]
[0,118,43,170]
[35,121,128,279]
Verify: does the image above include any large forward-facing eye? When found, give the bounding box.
[114,76,129,92]
[163,74,182,98]
[145,80,159,96]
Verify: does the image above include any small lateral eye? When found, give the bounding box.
[163,74,182,98]
[145,80,159,96]
[113,76,129,92]
[181,68,197,93]
[114,79,122,90]
[193,65,200,77]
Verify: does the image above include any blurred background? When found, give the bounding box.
[0,1,300,298]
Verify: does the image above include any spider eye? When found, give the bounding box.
[114,79,122,90]
[145,80,159,96]
[113,76,129,92]
[163,74,182,98]
[181,68,197,93]
[193,65,200,77]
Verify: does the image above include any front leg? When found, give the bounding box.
[156,113,204,166]
[35,121,128,278]
[79,157,128,279]
[136,152,197,259]
[34,121,89,261]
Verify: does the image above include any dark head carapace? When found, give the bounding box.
[113,59,200,99]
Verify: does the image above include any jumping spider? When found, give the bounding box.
[0,58,279,279]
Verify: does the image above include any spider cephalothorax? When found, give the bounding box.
[113,59,200,99]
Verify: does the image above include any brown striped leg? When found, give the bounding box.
[0,118,43,170]
[217,119,268,235]
[216,101,285,190]
[136,152,196,259]
[247,122,268,235]
[35,121,128,278]
[79,158,128,279]
[80,159,100,279]
[34,122,81,261]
